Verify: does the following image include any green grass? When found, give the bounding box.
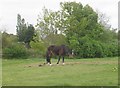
[2,57,118,86]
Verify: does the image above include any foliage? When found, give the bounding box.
[2,32,29,59]
[36,7,65,39]
[16,14,35,48]
[118,30,120,41]
[2,2,118,59]
[35,2,118,58]
[43,33,67,46]
[118,30,120,56]
[2,32,17,49]
[29,41,46,58]
[3,43,28,59]
[59,2,118,58]
[73,36,118,58]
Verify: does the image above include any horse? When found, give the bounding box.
[46,45,72,65]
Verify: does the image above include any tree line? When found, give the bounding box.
[1,1,119,59]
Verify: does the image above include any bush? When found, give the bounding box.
[29,41,46,58]
[3,43,28,59]
[72,36,118,58]
[118,42,120,56]
[92,41,103,58]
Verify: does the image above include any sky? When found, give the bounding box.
[0,0,119,34]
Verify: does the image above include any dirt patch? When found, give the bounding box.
[24,63,65,67]
[24,62,46,67]
[24,60,117,68]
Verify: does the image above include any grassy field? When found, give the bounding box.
[2,57,118,86]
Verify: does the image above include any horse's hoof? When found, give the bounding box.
[47,63,50,65]
[62,63,65,65]
[50,64,52,66]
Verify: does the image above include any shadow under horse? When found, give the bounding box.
[46,45,72,65]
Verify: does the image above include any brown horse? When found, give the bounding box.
[46,45,72,65]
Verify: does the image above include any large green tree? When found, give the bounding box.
[36,2,118,58]
[36,7,67,46]
[59,2,103,53]
[16,14,35,48]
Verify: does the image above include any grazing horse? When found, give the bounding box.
[46,45,72,65]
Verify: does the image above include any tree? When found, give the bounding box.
[36,7,67,46]
[36,7,66,40]
[59,2,101,50]
[16,14,35,49]
[24,24,35,48]
[61,2,118,57]
[118,30,120,56]
[97,11,111,30]
[36,2,118,58]
[118,30,120,41]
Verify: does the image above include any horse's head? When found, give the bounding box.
[64,45,74,58]
[69,50,74,58]
[68,49,74,58]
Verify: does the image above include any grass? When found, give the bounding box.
[2,57,118,86]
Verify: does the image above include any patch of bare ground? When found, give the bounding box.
[24,60,117,68]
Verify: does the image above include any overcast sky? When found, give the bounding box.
[0,0,119,34]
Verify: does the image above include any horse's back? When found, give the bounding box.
[47,44,69,56]
[48,45,56,51]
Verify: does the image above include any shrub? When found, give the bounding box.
[72,36,118,58]
[3,43,28,59]
[92,41,103,58]
[118,42,120,56]
[30,41,46,58]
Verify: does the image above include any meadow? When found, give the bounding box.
[2,57,118,86]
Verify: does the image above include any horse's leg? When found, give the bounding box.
[46,56,51,65]
[62,56,65,65]
[46,57,48,64]
[49,58,51,65]
[57,56,61,64]
[48,57,52,66]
